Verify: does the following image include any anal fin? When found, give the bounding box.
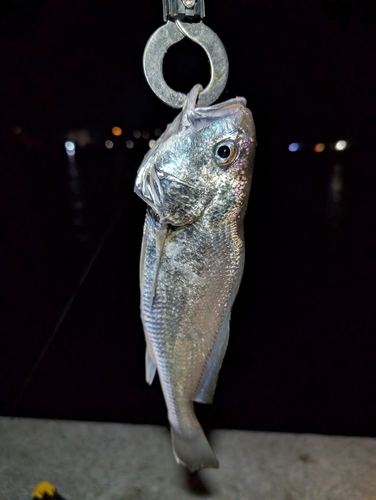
[194,320,230,404]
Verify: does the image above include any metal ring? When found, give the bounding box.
[143,21,229,109]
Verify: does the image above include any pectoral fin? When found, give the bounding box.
[194,320,230,404]
[140,211,169,309]
[145,344,157,385]
[150,222,168,307]
[139,221,147,294]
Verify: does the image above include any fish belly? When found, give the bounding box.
[140,211,245,469]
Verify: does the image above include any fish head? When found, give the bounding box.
[134,85,256,227]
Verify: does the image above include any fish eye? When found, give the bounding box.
[214,140,237,168]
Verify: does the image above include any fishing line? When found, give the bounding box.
[10,203,125,414]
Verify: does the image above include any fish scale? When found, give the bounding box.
[135,84,256,470]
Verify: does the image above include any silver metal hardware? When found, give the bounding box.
[143,20,229,109]
[162,0,205,22]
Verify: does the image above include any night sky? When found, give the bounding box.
[1,0,376,437]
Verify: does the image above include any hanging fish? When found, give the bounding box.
[134,84,256,471]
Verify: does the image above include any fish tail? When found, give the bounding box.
[171,425,219,471]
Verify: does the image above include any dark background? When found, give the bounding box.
[1,0,376,437]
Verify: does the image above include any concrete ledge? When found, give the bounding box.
[1,417,376,499]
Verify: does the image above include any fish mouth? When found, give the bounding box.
[135,163,165,216]
[134,165,204,226]
[134,184,158,212]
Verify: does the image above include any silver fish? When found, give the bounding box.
[134,84,256,471]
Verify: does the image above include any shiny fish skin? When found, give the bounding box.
[134,84,256,471]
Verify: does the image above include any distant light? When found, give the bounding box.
[142,131,150,140]
[154,128,162,137]
[149,139,156,148]
[126,140,134,149]
[13,126,22,135]
[112,126,122,136]
[133,130,141,139]
[105,140,114,149]
[65,141,75,156]
[314,143,325,153]
[65,141,75,151]
[288,142,299,152]
[335,140,347,151]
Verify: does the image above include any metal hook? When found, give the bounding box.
[143,20,229,109]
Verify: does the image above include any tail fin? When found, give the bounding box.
[171,426,219,471]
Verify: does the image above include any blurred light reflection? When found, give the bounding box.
[65,141,75,157]
[330,163,343,203]
[126,140,134,149]
[149,139,155,148]
[335,140,347,151]
[105,140,114,149]
[154,128,162,137]
[314,143,325,153]
[112,127,122,136]
[65,143,89,241]
[288,142,300,152]
[142,131,150,140]
[133,130,141,139]
[326,163,344,245]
